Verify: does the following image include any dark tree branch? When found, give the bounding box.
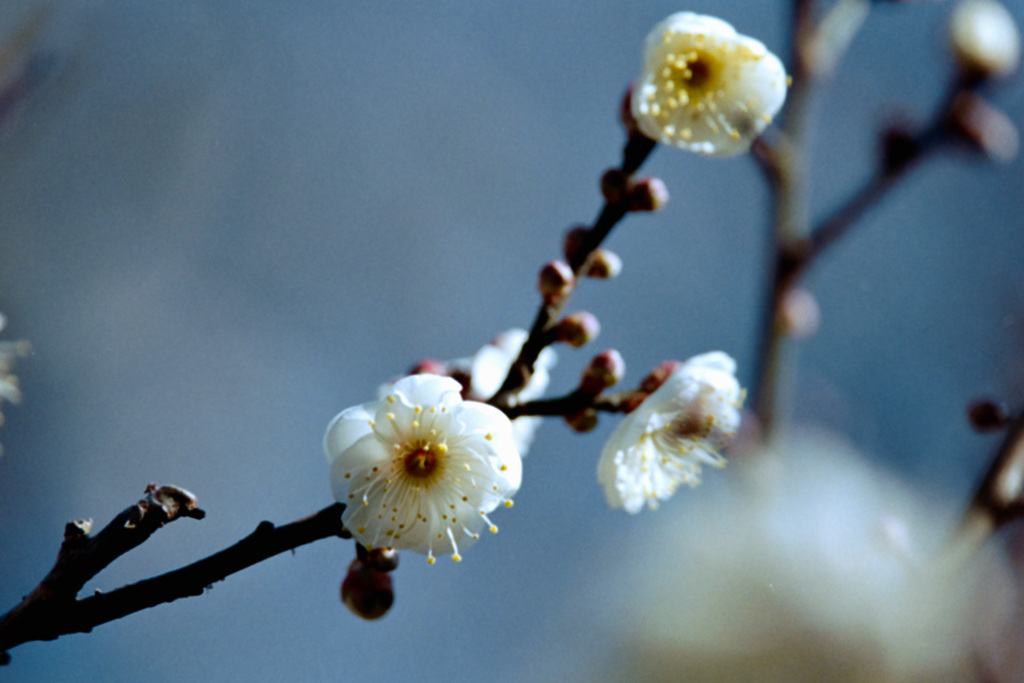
[0,485,347,662]
[488,134,656,411]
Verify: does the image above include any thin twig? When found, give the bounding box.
[0,487,347,662]
[488,134,656,410]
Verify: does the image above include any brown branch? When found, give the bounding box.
[503,389,642,420]
[488,133,656,411]
[0,485,347,663]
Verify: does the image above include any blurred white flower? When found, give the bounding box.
[950,0,1020,78]
[593,431,1015,682]
[466,328,556,455]
[0,312,30,455]
[597,351,742,513]
[324,374,521,563]
[631,12,788,156]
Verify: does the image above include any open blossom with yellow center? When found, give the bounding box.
[324,374,522,563]
[631,12,788,157]
[597,352,742,513]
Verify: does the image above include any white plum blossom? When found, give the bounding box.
[465,329,556,455]
[631,12,788,157]
[950,0,1020,78]
[376,330,555,456]
[597,351,742,513]
[325,374,521,563]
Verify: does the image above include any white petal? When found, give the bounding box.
[323,402,375,464]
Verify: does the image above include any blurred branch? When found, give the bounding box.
[0,486,347,664]
[751,22,972,437]
[953,410,1024,561]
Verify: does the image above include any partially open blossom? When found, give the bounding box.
[324,374,521,563]
[597,351,742,513]
[465,329,557,455]
[950,0,1020,78]
[631,12,788,157]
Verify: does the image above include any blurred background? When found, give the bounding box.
[1,0,1023,680]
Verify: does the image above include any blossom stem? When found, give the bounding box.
[488,135,656,411]
[503,390,640,420]
[0,494,348,661]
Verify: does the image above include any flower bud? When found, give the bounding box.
[626,177,669,212]
[619,84,641,137]
[563,225,591,265]
[780,287,821,339]
[950,0,1020,79]
[365,546,400,572]
[584,249,623,279]
[579,349,626,395]
[638,360,683,394]
[949,91,1019,164]
[564,409,598,433]
[968,399,1010,432]
[408,358,448,376]
[555,311,600,348]
[601,169,629,205]
[538,260,575,300]
[341,559,394,620]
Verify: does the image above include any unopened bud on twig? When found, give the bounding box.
[365,547,400,573]
[626,177,669,212]
[601,169,629,205]
[564,409,599,433]
[341,557,394,620]
[555,311,600,347]
[579,349,626,395]
[538,260,575,300]
[563,225,591,265]
[408,359,448,376]
[968,399,1010,432]
[780,287,821,339]
[639,360,682,394]
[949,91,1019,163]
[584,249,623,279]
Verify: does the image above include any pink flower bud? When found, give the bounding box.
[408,359,448,376]
[780,287,821,339]
[626,177,669,212]
[341,559,394,620]
[639,360,683,394]
[564,409,599,433]
[949,91,1019,164]
[555,311,600,348]
[539,260,575,300]
[365,547,400,573]
[563,225,591,265]
[601,168,629,205]
[579,349,626,395]
[584,249,623,279]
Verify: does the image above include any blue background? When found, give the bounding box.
[1,1,1023,680]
